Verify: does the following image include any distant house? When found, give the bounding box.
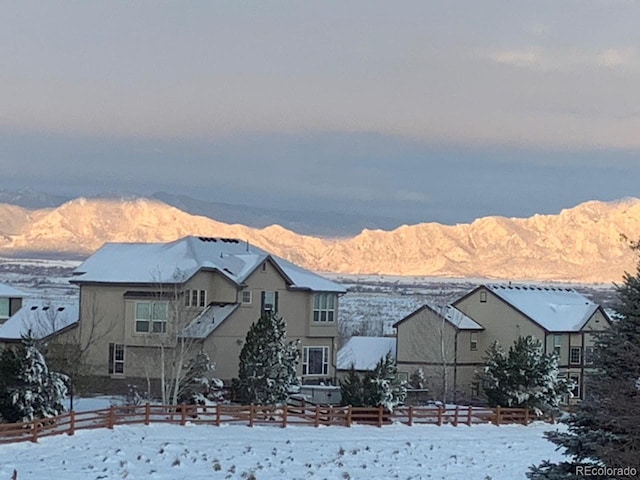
[0,283,79,347]
[395,285,611,404]
[337,336,397,373]
[68,236,346,392]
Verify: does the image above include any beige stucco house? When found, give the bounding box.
[395,284,611,404]
[67,236,346,392]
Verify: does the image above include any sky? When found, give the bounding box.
[1,1,639,226]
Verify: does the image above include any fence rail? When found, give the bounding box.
[0,403,544,445]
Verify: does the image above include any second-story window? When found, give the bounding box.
[313,293,336,322]
[570,346,582,365]
[470,332,478,351]
[242,290,252,304]
[0,298,9,321]
[553,335,562,357]
[261,291,278,313]
[135,301,168,333]
[184,290,206,308]
[584,346,595,366]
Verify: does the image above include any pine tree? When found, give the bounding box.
[409,367,426,390]
[0,337,68,423]
[528,242,640,479]
[177,352,225,405]
[232,311,300,405]
[339,352,406,412]
[479,336,571,416]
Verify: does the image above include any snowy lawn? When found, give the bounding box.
[0,422,567,479]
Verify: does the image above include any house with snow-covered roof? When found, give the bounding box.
[0,282,27,325]
[69,236,346,393]
[0,298,79,344]
[337,336,397,372]
[394,285,611,404]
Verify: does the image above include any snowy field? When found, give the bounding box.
[0,422,567,480]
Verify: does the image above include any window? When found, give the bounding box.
[135,301,168,333]
[261,291,278,313]
[108,343,125,375]
[0,298,9,320]
[471,382,480,399]
[553,335,562,357]
[241,290,252,304]
[303,346,329,375]
[184,290,206,308]
[313,293,336,322]
[569,373,581,399]
[584,346,595,366]
[479,291,487,303]
[470,332,478,351]
[569,346,582,365]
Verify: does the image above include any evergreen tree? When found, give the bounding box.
[479,336,571,416]
[409,367,426,390]
[0,337,68,423]
[339,352,406,412]
[232,311,300,405]
[528,242,640,479]
[176,352,225,405]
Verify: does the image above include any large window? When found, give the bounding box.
[303,346,329,376]
[108,343,125,375]
[569,346,582,365]
[184,289,206,308]
[313,293,336,322]
[0,298,9,320]
[135,301,168,333]
[261,291,278,313]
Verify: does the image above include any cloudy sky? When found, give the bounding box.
[1,1,639,227]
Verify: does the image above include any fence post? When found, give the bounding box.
[249,405,254,428]
[31,421,39,443]
[408,406,413,426]
[494,406,501,426]
[437,406,443,426]
[180,404,186,426]
[68,411,75,436]
[524,408,529,426]
[108,405,115,429]
[314,405,320,427]
[282,404,288,428]
[453,405,459,426]
[346,405,352,427]
[467,406,472,426]
[215,404,221,427]
[144,403,151,426]
[377,405,383,428]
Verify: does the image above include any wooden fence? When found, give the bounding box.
[0,404,542,445]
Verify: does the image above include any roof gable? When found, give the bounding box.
[72,236,346,293]
[394,303,483,331]
[0,298,79,341]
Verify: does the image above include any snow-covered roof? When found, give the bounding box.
[337,336,396,371]
[486,284,601,332]
[425,303,484,330]
[0,298,79,341]
[71,236,346,293]
[0,283,28,298]
[180,303,239,339]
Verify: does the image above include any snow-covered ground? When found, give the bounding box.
[0,422,566,479]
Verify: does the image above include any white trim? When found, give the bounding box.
[302,346,329,376]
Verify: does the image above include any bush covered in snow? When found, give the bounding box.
[478,335,571,416]
[0,336,68,423]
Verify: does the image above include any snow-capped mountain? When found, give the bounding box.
[0,197,639,283]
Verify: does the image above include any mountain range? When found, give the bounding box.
[0,194,639,283]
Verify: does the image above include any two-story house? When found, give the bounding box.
[395,284,611,403]
[68,236,346,392]
[0,283,26,326]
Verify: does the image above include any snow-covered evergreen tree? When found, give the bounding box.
[339,352,406,412]
[0,337,68,423]
[232,312,300,405]
[528,241,640,479]
[479,336,571,416]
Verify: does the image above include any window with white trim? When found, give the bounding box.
[553,335,562,357]
[108,343,125,375]
[569,346,582,365]
[313,293,336,322]
[184,290,206,308]
[303,346,329,375]
[470,332,478,351]
[0,298,9,321]
[262,291,277,313]
[135,301,168,333]
[569,373,581,399]
[241,290,252,304]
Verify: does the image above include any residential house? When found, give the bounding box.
[337,336,397,373]
[394,303,484,402]
[0,283,26,326]
[68,236,346,392]
[395,285,611,404]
